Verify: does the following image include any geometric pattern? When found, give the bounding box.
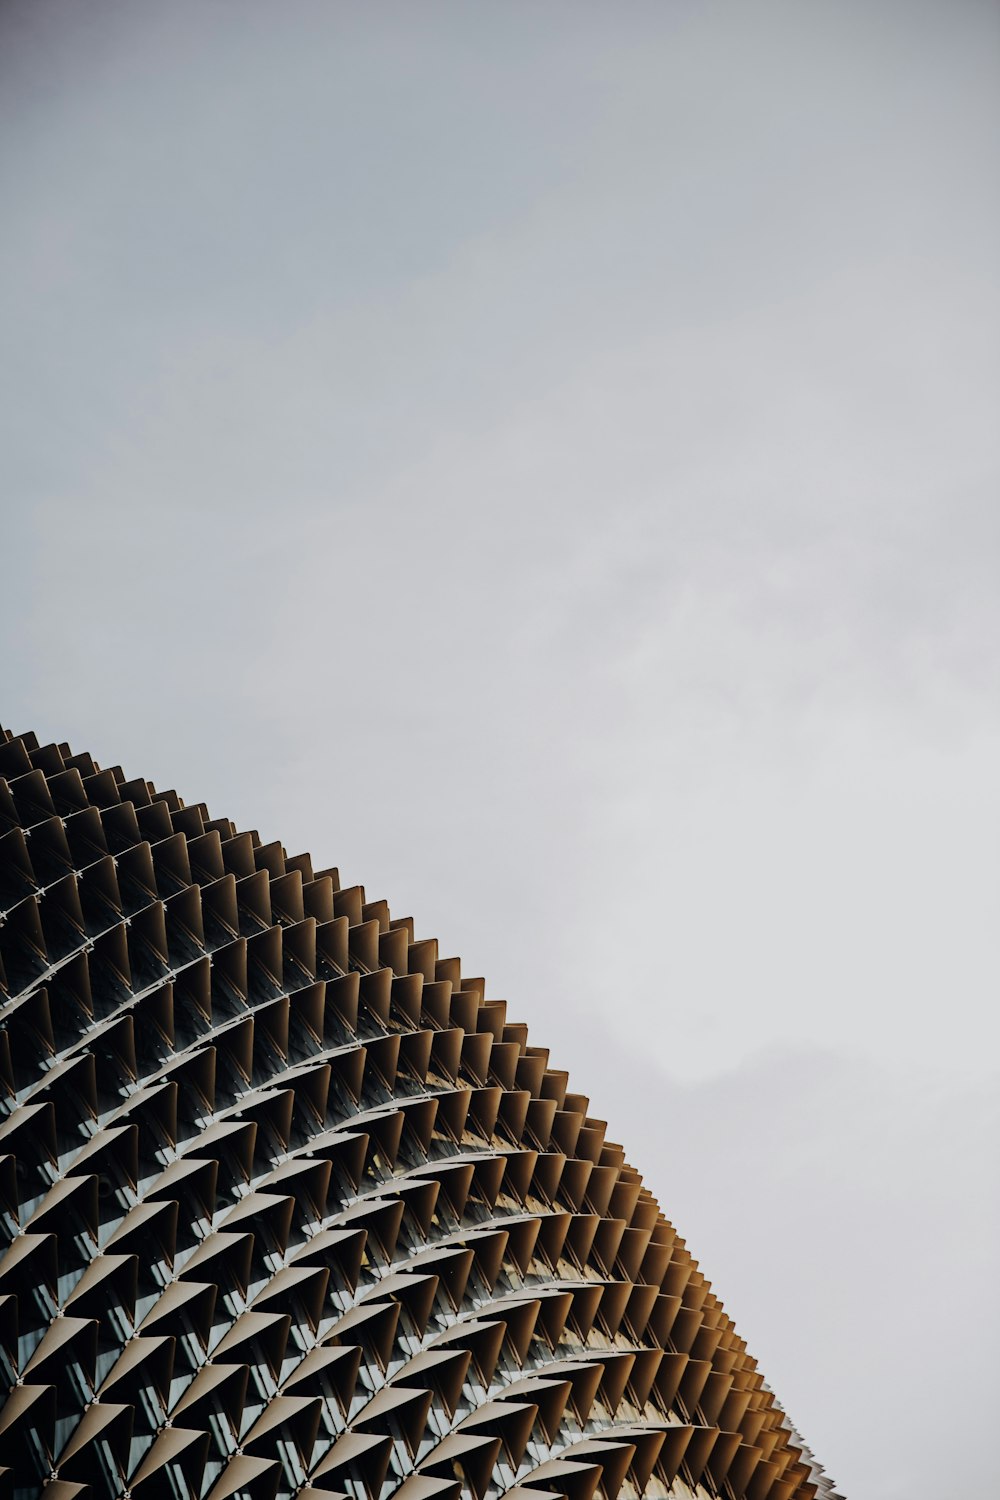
[0,725,839,1500]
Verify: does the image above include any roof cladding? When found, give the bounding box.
[0,725,838,1500]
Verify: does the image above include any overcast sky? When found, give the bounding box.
[2,4,998,1496]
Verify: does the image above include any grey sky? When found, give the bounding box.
[2,3,998,1496]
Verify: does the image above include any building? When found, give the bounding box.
[0,725,839,1500]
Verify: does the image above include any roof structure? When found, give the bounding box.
[0,724,839,1500]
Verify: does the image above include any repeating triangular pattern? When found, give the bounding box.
[0,726,839,1500]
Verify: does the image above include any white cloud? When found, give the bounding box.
[2,4,998,1493]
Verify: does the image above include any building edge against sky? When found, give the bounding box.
[0,722,841,1500]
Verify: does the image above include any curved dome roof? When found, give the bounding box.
[0,725,837,1500]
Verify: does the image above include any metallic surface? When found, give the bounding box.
[0,726,838,1500]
